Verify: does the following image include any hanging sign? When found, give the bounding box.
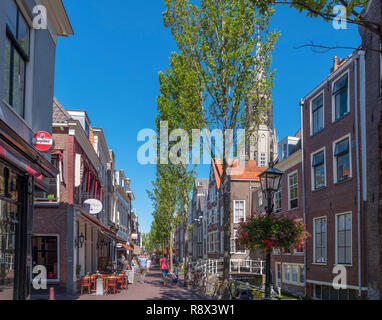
[83,199,103,215]
[33,131,54,152]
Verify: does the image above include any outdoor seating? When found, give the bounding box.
[117,274,125,291]
[90,275,97,292]
[106,277,117,295]
[81,277,91,295]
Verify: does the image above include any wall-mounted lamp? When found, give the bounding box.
[79,233,85,248]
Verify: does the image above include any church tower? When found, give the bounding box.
[245,101,278,167]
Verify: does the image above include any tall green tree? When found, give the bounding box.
[155,52,204,286]
[163,0,279,298]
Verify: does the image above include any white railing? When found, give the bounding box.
[193,259,265,275]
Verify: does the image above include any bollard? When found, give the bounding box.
[49,287,55,300]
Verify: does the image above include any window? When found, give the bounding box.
[283,264,291,282]
[260,153,266,166]
[230,230,245,254]
[274,187,281,212]
[282,263,304,285]
[258,190,263,207]
[333,73,349,121]
[32,236,59,280]
[334,137,351,182]
[312,93,324,134]
[4,0,30,117]
[336,213,352,265]
[314,217,327,264]
[34,156,59,202]
[312,150,325,189]
[288,173,298,210]
[281,143,287,161]
[233,200,245,223]
[313,284,357,300]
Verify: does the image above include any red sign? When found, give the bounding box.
[33,131,54,152]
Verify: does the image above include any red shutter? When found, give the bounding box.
[86,171,91,192]
[94,180,98,197]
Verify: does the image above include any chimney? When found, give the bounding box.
[331,56,338,73]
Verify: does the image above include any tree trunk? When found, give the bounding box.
[183,190,190,287]
[169,230,174,273]
[221,156,231,299]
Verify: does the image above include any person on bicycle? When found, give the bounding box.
[159,254,169,286]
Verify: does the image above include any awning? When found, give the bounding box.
[79,209,116,237]
[123,244,134,251]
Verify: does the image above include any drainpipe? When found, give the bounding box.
[299,98,307,297]
[354,54,361,297]
[354,50,366,297]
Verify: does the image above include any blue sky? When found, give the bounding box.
[54,1,361,234]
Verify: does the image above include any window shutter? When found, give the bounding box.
[312,151,324,167]
[334,139,349,157]
[312,93,323,112]
[333,74,348,94]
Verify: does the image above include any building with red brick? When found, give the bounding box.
[33,98,130,295]
[301,51,368,299]
[269,132,305,298]
[358,0,382,300]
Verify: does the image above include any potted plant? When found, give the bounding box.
[238,213,310,253]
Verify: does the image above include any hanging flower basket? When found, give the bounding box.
[237,213,310,253]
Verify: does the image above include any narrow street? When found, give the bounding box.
[77,266,210,300]
[31,265,210,300]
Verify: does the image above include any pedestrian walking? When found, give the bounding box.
[146,253,152,273]
[159,254,169,287]
[137,253,149,283]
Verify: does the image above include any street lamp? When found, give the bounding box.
[259,160,283,299]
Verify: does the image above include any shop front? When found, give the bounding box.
[0,126,57,300]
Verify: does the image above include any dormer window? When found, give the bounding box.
[85,121,90,138]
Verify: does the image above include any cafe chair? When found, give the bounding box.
[117,274,125,291]
[81,277,91,295]
[90,275,97,293]
[107,277,117,295]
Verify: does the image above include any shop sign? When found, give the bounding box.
[131,233,138,240]
[83,198,103,215]
[33,131,54,152]
[116,243,123,248]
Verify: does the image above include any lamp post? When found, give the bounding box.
[259,160,283,299]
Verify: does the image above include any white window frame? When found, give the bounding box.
[258,190,263,207]
[233,200,246,223]
[230,229,246,254]
[310,90,325,136]
[274,187,282,213]
[332,70,350,123]
[282,263,305,286]
[335,212,352,266]
[287,171,298,210]
[332,133,352,184]
[311,147,326,191]
[313,216,327,265]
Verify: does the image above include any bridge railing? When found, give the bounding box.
[191,258,265,275]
